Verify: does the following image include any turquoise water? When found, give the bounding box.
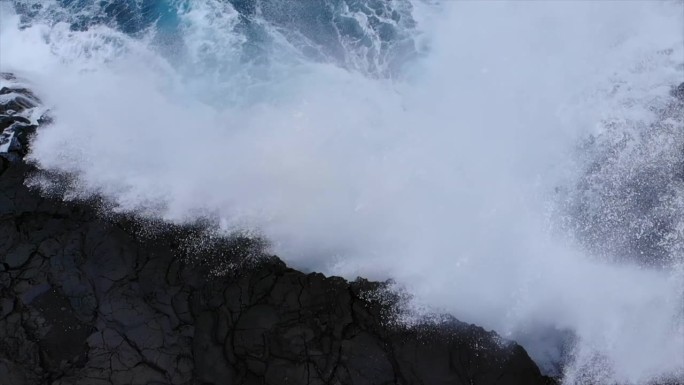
[13,0,416,77]
[55,0,179,34]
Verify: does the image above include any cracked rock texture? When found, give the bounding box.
[0,74,553,384]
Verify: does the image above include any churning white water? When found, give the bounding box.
[1,1,683,383]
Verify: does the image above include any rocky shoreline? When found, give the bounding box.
[0,74,554,384]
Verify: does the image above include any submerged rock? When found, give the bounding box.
[0,77,554,384]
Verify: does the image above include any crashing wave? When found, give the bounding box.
[1,1,683,383]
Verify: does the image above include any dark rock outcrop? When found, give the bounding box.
[0,75,554,384]
[0,73,40,161]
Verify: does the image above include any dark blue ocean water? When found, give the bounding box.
[12,0,417,76]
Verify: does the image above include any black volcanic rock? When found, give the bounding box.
[0,76,554,384]
[0,75,39,160]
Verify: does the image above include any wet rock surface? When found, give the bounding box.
[0,73,40,161]
[0,75,554,384]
